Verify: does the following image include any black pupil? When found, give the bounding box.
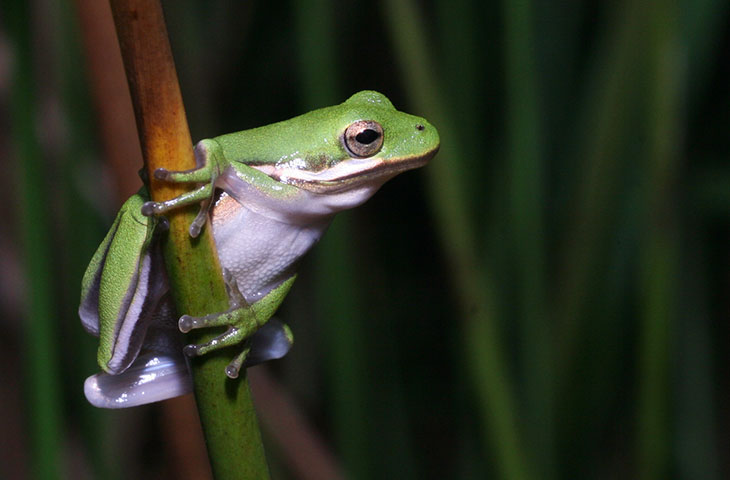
[355,129,380,145]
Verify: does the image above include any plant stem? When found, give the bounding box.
[637,1,681,478]
[4,0,62,477]
[108,1,269,478]
[383,1,530,478]
[502,0,552,475]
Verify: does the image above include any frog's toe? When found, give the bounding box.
[141,201,162,216]
[225,363,241,379]
[222,269,246,307]
[189,222,203,238]
[178,314,195,333]
[188,198,212,238]
[177,308,238,333]
[182,325,246,357]
[183,343,200,357]
[178,311,232,333]
[225,346,251,379]
[153,167,171,181]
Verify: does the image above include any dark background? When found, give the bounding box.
[1,0,729,479]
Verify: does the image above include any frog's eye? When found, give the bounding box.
[343,120,384,158]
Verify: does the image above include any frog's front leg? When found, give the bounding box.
[141,139,228,237]
[179,274,296,378]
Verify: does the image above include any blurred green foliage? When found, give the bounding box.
[1,0,729,479]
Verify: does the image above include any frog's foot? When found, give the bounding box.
[140,139,226,238]
[178,275,296,378]
[221,319,294,378]
[140,186,214,238]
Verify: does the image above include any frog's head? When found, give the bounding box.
[254,91,439,204]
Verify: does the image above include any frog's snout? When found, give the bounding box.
[413,119,440,154]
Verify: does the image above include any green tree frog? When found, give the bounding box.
[79,91,439,408]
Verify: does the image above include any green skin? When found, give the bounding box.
[80,91,440,380]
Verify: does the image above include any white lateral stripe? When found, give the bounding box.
[253,158,382,183]
[107,252,151,372]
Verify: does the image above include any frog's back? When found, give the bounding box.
[212,91,399,167]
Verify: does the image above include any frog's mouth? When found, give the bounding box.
[252,147,438,194]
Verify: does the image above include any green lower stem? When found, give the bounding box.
[190,351,269,479]
[160,214,271,479]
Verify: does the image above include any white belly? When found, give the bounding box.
[211,192,330,303]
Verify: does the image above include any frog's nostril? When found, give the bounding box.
[416,124,425,131]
